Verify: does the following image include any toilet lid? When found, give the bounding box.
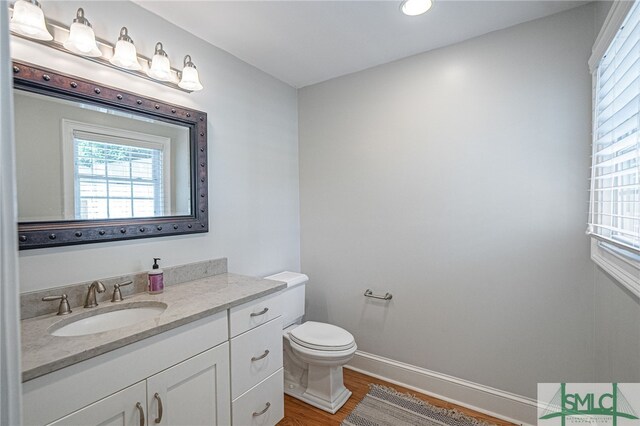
[289,321,355,351]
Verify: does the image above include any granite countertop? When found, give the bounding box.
[21,273,286,382]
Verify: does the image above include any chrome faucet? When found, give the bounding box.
[84,281,106,308]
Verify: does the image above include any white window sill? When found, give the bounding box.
[590,239,640,298]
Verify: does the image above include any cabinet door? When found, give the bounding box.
[47,381,146,426]
[146,343,230,426]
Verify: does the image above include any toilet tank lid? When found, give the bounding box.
[264,271,309,288]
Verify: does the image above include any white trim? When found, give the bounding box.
[61,119,172,219]
[0,4,23,425]
[591,240,640,298]
[346,351,537,426]
[589,0,635,73]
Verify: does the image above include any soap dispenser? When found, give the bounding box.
[148,257,164,294]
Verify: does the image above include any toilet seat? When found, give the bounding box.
[289,321,355,351]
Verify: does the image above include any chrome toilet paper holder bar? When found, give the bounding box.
[364,289,393,300]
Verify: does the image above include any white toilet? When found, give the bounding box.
[265,271,357,414]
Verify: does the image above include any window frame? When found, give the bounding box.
[61,119,172,220]
[588,0,640,297]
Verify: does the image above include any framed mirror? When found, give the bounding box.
[12,61,208,249]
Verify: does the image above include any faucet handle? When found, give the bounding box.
[111,280,133,302]
[42,294,72,316]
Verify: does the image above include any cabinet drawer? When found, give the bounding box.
[229,293,282,338]
[231,317,283,399]
[232,368,284,426]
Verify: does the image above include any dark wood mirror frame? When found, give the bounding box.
[12,61,208,250]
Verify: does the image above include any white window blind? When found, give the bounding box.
[588,0,640,254]
[73,132,165,220]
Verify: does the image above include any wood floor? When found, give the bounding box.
[277,368,516,426]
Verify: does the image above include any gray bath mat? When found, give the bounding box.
[341,384,494,426]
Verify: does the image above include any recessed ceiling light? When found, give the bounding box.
[400,0,433,16]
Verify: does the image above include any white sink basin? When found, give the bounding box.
[50,302,167,337]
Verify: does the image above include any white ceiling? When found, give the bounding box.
[135,1,588,88]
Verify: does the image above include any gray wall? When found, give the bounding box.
[298,4,633,400]
[594,271,640,382]
[13,1,300,292]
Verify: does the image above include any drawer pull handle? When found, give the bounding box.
[251,349,270,362]
[154,393,163,423]
[252,402,271,417]
[250,307,269,317]
[136,402,145,426]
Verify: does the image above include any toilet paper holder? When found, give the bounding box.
[364,289,393,300]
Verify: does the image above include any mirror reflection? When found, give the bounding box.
[14,90,192,222]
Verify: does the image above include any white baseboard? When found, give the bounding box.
[346,351,537,426]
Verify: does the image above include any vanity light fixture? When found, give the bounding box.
[9,0,53,41]
[63,8,101,57]
[7,3,203,92]
[178,55,203,91]
[109,27,141,70]
[147,42,173,82]
[400,0,433,16]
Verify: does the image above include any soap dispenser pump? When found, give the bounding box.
[148,257,164,294]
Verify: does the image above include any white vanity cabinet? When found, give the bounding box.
[229,294,285,426]
[23,312,231,426]
[23,290,286,426]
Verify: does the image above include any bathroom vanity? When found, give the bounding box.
[20,271,286,426]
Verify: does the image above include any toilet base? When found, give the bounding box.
[282,325,356,414]
[284,378,352,414]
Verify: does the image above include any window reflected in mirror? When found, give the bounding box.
[14,90,191,222]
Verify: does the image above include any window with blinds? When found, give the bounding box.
[588,0,640,255]
[73,133,165,220]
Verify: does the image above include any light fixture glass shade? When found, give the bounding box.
[63,9,101,57]
[179,55,203,91]
[10,0,53,41]
[400,0,433,16]
[147,42,173,81]
[110,27,141,70]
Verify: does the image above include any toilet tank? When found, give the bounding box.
[264,271,308,328]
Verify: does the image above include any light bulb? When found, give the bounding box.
[10,0,53,41]
[400,0,433,16]
[110,27,141,70]
[63,8,101,57]
[147,42,173,81]
[178,55,203,91]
